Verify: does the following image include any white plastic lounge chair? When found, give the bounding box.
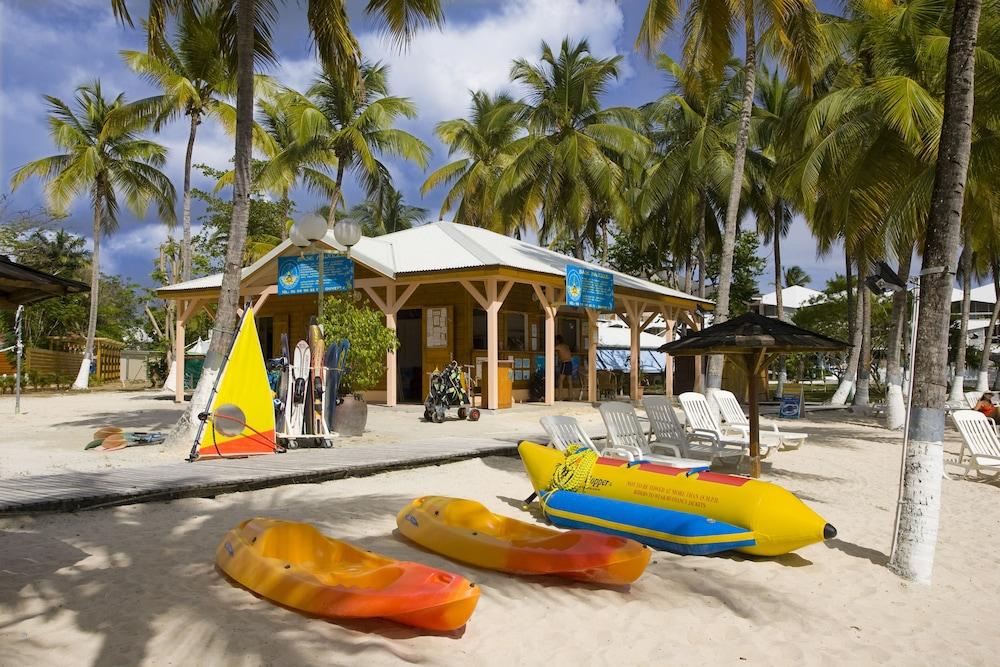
[539,415,636,460]
[596,402,707,469]
[678,392,774,458]
[949,410,1000,481]
[643,395,747,462]
[712,389,807,450]
[965,391,981,409]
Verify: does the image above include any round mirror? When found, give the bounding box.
[213,403,247,437]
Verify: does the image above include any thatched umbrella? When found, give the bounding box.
[660,312,848,477]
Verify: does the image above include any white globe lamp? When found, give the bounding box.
[334,218,362,249]
[297,213,328,243]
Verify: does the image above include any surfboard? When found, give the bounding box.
[288,341,310,437]
[308,322,325,435]
[189,308,277,461]
[323,340,347,431]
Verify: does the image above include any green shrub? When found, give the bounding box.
[320,293,399,395]
[148,354,168,386]
[0,375,12,395]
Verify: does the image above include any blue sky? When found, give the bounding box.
[0,0,845,292]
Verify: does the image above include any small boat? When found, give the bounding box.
[216,518,480,631]
[519,441,836,556]
[397,496,650,584]
[541,489,757,556]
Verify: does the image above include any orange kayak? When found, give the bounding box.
[397,496,650,584]
[216,518,480,631]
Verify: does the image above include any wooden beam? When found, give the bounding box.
[460,280,490,310]
[362,286,389,313]
[253,284,278,313]
[392,283,419,314]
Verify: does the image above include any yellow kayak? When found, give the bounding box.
[397,496,650,584]
[217,518,480,631]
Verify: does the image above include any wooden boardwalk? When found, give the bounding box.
[0,437,518,515]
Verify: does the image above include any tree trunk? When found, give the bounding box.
[73,194,103,390]
[167,0,255,447]
[948,246,972,402]
[889,0,981,585]
[326,160,347,228]
[181,110,200,281]
[683,260,694,295]
[601,221,610,266]
[846,254,855,346]
[774,206,786,397]
[830,259,865,405]
[697,193,707,300]
[853,280,872,409]
[980,262,1000,391]
[885,251,913,429]
[706,15,756,395]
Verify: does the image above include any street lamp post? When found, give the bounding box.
[290,214,362,321]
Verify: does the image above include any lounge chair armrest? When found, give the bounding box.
[600,446,636,462]
[689,429,721,445]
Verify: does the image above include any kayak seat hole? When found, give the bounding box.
[284,564,291,569]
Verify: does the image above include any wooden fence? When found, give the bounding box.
[0,337,123,386]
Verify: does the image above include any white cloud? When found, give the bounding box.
[356,0,630,125]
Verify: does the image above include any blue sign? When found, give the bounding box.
[277,253,354,295]
[779,396,802,419]
[565,265,614,311]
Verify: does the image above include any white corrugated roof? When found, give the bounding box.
[758,285,825,308]
[597,321,667,350]
[160,220,712,306]
[951,283,997,304]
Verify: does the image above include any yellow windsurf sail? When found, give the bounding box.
[191,308,277,461]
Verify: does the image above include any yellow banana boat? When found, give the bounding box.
[397,496,650,584]
[519,441,836,556]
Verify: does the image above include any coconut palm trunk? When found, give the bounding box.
[181,111,200,281]
[774,206,786,397]
[831,260,866,405]
[889,0,982,584]
[706,14,756,395]
[853,283,872,409]
[325,161,347,228]
[697,194,707,299]
[980,263,1000,391]
[168,0,255,446]
[885,252,912,429]
[72,194,104,390]
[948,247,972,402]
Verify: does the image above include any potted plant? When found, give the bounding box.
[320,292,399,436]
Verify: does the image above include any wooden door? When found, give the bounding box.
[422,305,454,398]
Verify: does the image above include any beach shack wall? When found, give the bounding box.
[157,221,712,408]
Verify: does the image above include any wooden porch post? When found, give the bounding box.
[174,298,202,403]
[586,308,598,403]
[692,314,704,392]
[385,285,397,407]
[486,278,500,410]
[533,284,558,405]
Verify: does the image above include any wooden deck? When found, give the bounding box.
[0,437,518,515]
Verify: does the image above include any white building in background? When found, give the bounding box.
[951,283,997,317]
[753,285,825,318]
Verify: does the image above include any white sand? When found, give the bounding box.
[2,413,998,665]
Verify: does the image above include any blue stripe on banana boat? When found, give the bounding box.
[540,489,757,556]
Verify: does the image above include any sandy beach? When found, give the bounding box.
[2,409,998,666]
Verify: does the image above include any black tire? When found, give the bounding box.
[458,407,468,420]
[432,409,445,423]
[286,439,299,450]
[423,409,432,422]
[469,409,481,422]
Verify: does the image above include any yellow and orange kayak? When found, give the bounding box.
[397,496,650,584]
[216,518,480,631]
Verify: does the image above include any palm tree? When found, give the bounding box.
[120,4,247,281]
[638,56,743,300]
[948,244,974,403]
[637,0,825,392]
[421,91,526,231]
[111,0,442,442]
[889,0,984,584]
[10,81,175,389]
[343,181,427,236]
[276,62,430,228]
[497,38,649,258]
[783,266,811,287]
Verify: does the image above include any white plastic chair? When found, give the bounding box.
[712,389,807,450]
[678,392,773,458]
[965,391,982,409]
[949,410,1000,481]
[641,395,728,462]
[596,402,707,469]
[539,415,636,461]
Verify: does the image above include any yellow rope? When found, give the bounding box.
[549,444,598,493]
